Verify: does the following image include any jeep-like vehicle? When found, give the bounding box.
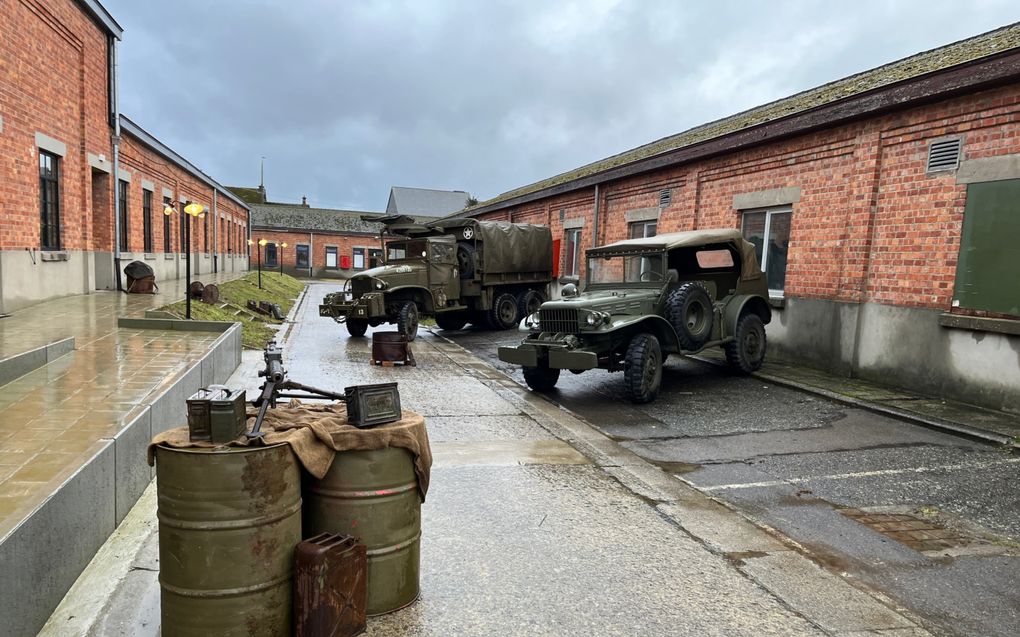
[319,216,553,341]
[497,229,771,403]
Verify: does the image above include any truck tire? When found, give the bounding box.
[665,282,713,351]
[723,313,766,374]
[523,364,560,392]
[487,292,519,330]
[624,333,663,404]
[456,242,475,279]
[396,301,419,342]
[516,289,544,321]
[346,318,368,337]
[435,311,467,331]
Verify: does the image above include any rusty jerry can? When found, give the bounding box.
[294,533,367,636]
[303,447,421,615]
[156,443,302,636]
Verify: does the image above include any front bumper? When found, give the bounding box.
[318,292,387,321]
[497,343,599,370]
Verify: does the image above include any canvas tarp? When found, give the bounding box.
[589,228,764,282]
[475,221,552,276]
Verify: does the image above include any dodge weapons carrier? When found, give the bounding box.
[498,229,772,403]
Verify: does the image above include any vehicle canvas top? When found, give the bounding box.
[429,218,552,276]
[588,228,763,283]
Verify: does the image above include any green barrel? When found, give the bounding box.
[303,447,421,615]
[156,444,302,636]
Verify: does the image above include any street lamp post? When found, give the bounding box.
[280,242,288,276]
[164,201,205,319]
[248,238,267,289]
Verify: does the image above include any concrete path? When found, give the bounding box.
[46,282,933,636]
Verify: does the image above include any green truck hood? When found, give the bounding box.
[542,288,660,314]
[353,262,426,289]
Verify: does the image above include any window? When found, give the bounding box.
[179,202,187,252]
[563,228,582,277]
[742,207,791,295]
[202,215,208,253]
[296,244,310,268]
[325,246,338,268]
[163,197,172,252]
[953,179,1020,316]
[118,180,129,251]
[39,151,61,250]
[629,220,657,239]
[368,248,383,268]
[142,190,153,252]
[353,247,366,269]
[265,242,278,266]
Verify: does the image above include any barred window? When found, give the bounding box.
[39,152,61,250]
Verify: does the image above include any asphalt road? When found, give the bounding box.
[443,322,1020,637]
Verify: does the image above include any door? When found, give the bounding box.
[427,238,460,306]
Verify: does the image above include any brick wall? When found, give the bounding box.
[0,0,112,251]
[477,83,1020,314]
[250,228,405,277]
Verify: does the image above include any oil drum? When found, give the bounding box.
[156,443,302,636]
[303,447,421,615]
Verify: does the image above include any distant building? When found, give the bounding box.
[229,187,436,278]
[385,186,471,216]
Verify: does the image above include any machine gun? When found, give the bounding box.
[247,340,345,438]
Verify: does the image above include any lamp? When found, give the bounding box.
[280,242,288,276]
[254,238,267,289]
[168,201,204,320]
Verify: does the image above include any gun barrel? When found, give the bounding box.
[266,359,285,383]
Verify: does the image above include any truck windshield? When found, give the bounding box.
[386,240,427,262]
[587,252,665,286]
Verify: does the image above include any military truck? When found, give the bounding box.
[497,229,772,404]
[319,216,553,341]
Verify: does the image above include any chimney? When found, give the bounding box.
[302,195,308,207]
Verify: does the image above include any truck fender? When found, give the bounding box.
[608,315,682,354]
[387,285,437,314]
[722,295,772,339]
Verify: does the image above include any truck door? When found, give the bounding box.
[428,238,460,308]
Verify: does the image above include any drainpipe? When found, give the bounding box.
[591,184,600,248]
[309,232,314,277]
[111,37,123,292]
[212,190,218,273]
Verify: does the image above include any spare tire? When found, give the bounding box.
[456,242,475,279]
[665,282,714,351]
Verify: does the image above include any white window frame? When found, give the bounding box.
[325,246,338,269]
[352,247,366,270]
[742,206,791,298]
[629,219,657,239]
[564,228,582,277]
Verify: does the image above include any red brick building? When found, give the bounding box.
[460,25,1020,414]
[231,187,435,279]
[0,0,248,312]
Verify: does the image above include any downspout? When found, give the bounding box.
[212,190,218,273]
[591,184,600,248]
[309,232,314,277]
[111,37,123,291]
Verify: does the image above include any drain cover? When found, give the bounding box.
[840,507,1003,555]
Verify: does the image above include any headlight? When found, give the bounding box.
[524,312,541,330]
[374,279,387,290]
[584,311,610,326]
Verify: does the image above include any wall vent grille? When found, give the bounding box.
[659,189,672,207]
[927,138,962,172]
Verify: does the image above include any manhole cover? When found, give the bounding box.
[840,506,1011,556]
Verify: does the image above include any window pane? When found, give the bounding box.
[296,245,310,267]
[766,212,791,291]
[742,212,766,268]
[326,248,338,268]
[353,248,365,269]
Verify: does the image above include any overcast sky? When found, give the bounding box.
[105,0,1019,211]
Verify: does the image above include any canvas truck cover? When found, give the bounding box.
[475,221,552,276]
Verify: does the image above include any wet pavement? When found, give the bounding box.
[46,282,939,636]
[450,323,1020,637]
[0,271,243,541]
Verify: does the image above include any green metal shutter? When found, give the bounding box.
[954,179,1020,316]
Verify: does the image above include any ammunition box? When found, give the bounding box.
[187,386,248,442]
[344,383,401,428]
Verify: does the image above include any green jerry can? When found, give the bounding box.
[302,447,421,615]
[156,443,302,636]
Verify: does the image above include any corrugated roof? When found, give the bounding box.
[251,202,437,234]
[466,22,1020,212]
[386,187,471,216]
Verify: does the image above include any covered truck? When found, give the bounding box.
[319,215,553,341]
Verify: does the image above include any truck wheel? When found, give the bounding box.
[397,301,419,341]
[723,313,766,374]
[435,311,467,331]
[456,242,475,279]
[487,293,519,330]
[346,318,368,337]
[665,282,713,351]
[516,290,544,321]
[624,333,663,404]
[523,364,560,392]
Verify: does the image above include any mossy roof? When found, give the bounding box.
[250,202,437,234]
[227,186,265,204]
[464,22,1020,214]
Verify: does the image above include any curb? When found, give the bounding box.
[691,355,1018,450]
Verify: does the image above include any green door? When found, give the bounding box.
[954,179,1020,316]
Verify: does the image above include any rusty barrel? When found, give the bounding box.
[303,447,421,615]
[156,443,302,636]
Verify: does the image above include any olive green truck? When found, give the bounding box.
[319,216,553,341]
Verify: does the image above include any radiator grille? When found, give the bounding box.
[539,308,579,333]
[350,277,374,296]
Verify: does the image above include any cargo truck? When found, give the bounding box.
[319,215,553,341]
